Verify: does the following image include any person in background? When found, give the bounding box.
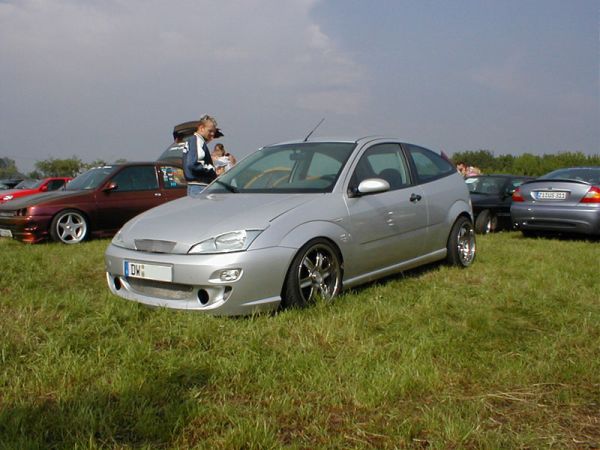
[182,115,218,195]
[212,143,237,176]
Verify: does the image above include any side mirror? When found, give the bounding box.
[349,178,390,197]
[40,185,48,192]
[103,181,118,192]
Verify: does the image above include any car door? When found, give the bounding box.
[95,164,166,232]
[404,144,463,253]
[345,143,428,274]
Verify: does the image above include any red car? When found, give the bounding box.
[0,162,186,244]
[0,177,72,204]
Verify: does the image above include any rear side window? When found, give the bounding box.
[406,145,455,183]
[160,166,186,189]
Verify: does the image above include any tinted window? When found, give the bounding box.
[406,145,455,183]
[112,166,159,192]
[47,179,67,191]
[350,144,411,191]
[541,168,600,184]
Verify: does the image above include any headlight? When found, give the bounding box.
[188,230,262,254]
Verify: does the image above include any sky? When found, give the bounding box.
[0,0,598,174]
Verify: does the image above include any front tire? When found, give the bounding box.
[50,209,89,244]
[446,216,476,267]
[281,238,342,309]
[475,209,498,234]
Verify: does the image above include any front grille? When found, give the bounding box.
[134,239,177,253]
[126,278,193,300]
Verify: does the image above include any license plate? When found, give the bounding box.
[535,191,567,200]
[124,260,172,282]
[0,229,12,238]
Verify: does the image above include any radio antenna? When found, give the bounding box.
[303,118,325,142]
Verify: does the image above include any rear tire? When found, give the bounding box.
[446,216,476,267]
[475,209,498,234]
[281,238,342,309]
[50,209,89,244]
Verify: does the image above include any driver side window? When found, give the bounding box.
[350,144,410,191]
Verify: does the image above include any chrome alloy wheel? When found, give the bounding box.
[297,243,341,303]
[456,221,476,266]
[54,211,88,243]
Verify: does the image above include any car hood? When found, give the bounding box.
[117,193,321,252]
[0,190,87,209]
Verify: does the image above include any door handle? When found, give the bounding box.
[410,193,422,202]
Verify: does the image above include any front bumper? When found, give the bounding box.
[511,203,600,236]
[104,244,297,315]
[0,215,52,243]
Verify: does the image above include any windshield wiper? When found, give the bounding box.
[214,180,239,193]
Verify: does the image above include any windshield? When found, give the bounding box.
[14,179,43,189]
[66,167,116,190]
[540,168,600,184]
[206,142,356,194]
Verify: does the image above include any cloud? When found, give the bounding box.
[0,0,367,169]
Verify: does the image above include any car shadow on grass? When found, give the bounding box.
[0,364,211,448]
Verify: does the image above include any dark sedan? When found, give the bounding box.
[511,167,600,237]
[0,162,186,244]
[465,174,533,233]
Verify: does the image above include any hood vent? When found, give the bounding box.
[134,239,177,253]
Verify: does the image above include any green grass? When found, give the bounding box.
[1,233,599,449]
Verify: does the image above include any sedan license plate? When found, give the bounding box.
[124,260,172,282]
[535,191,567,200]
[0,228,13,238]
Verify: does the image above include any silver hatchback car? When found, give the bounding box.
[105,137,476,315]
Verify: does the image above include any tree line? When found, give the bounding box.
[0,157,126,179]
[451,150,599,177]
[1,151,599,180]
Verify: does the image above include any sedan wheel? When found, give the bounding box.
[50,210,89,244]
[447,216,476,267]
[282,239,342,308]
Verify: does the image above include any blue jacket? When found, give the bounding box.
[182,135,217,184]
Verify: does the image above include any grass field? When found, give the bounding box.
[0,233,599,449]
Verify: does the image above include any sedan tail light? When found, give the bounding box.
[512,187,524,202]
[580,186,600,204]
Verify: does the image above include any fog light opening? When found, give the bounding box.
[113,277,122,291]
[197,289,210,305]
[223,286,233,301]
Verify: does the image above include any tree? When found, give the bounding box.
[0,157,21,178]
[34,157,83,177]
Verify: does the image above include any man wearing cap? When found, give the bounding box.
[182,115,219,195]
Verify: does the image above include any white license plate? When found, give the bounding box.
[0,229,12,238]
[536,191,567,200]
[124,260,172,282]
